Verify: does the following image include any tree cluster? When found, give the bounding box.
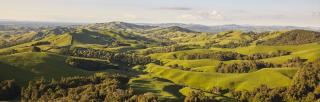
[170,50,290,61]
[216,57,309,73]
[66,47,159,66]
[65,57,118,71]
[31,41,51,46]
[174,51,243,61]
[141,45,196,55]
[229,58,320,102]
[242,50,291,60]
[211,41,251,48]
[184,90,217,102]
[21,73,158,102]
[216,61,275,73]
[0,80,19,100]
[31,46,41,52]
[281,57,306,68]
[167,64,191,71]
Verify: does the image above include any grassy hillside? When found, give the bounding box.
[0,52,90,85]
[0,22,319,101]
[145,63,297,91]
[129,75,184,101]
[258,29,320,45]
[212,43,320,63]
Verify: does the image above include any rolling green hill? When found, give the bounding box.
[144,63,297,91]
[0,52,90,85]
[0,22,319,101]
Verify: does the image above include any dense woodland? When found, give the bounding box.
[140,45,197,55]
[167,50,290,61]
[65,57,118,71]
[216,61,275,73]
[20,73,158,102]
[66,47,159,66]
[230,59,320,102]
[216,57,307,73]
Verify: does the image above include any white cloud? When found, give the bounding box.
[178,10,224,21]
[312,11,320,16]
[157,7,192,11]
[179,14,202,20]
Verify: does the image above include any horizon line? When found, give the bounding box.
[0,19,319,28]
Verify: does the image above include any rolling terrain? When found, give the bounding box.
[0,22,319,101]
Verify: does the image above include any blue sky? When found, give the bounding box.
[0,0,319,26]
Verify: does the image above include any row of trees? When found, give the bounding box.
[229,58,320,102]
[184,91,217,102]
[20,73,158,102]
[30,41,51,46]
[177,51,243,61]
[170,50,290,61]
[66,47,159,66]
[65,57,118,71]
[167,64,191,71]
[216,61,275,73]
[140,45,198,55]
[243,50,291,60]
[216,57,306,73]
[210,41,251,49]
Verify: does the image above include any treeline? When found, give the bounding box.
[167,64,191,71]
[21,73,158,102]
[216,61,275,73]
[65,47,159,66]
[141,45,198,55]
[229,58,320,102]
[210,41,251,48]
[281,57,306,68]
[170,50,290,61]
[177,51,243,61]
[31,41,51,46]
[216,57,306,73]
[65,57,118,71]
[243,50,291,60]
[184,91,217,102]
[0,80,19,100]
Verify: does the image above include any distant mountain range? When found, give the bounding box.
[1,20,319,33]
[0,20,83,27]
[139,23,320,33]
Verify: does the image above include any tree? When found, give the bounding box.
[31,46,41,52]
[0,80,19,100]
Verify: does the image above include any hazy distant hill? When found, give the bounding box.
[140,23,320,33]
[2,20,319,33]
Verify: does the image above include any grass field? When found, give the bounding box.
[144,63,297,91]
[0,52,91,85]
[0,27,319,101]
[129,75,185,101]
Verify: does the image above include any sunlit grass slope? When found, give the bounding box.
[145,63,297,91]
[129,75,184,101]
[212,43,320,63]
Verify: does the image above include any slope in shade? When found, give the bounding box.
[0,52,90,85]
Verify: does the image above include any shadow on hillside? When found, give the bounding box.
[130,77,185,101]
[0,61,36,86]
